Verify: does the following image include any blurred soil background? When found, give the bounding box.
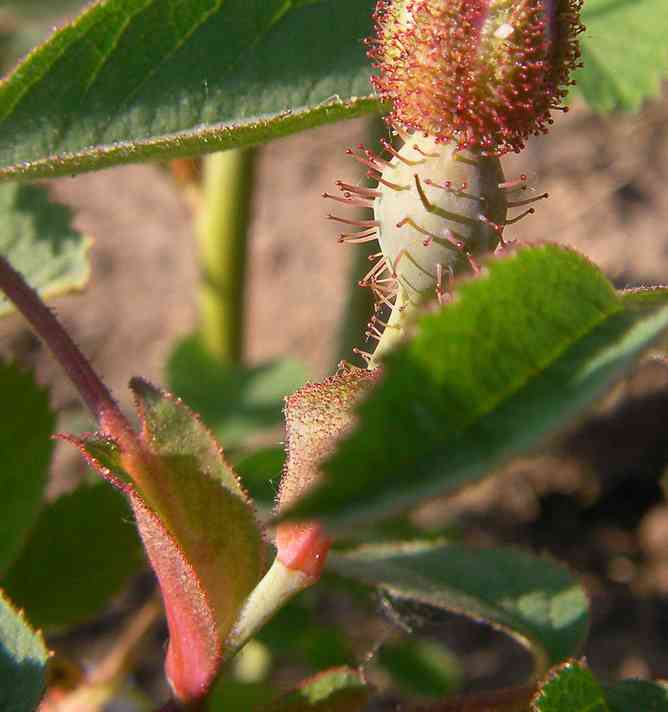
[3,5,668,708]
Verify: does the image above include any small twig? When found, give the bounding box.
[88,596,163,686]
[0,255,137,445]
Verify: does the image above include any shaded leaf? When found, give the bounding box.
[282,245,668,531]
[605,679,668,712]
[2,482,144,629]
[0,183,90,318]
[329,541,589,672]
[0,0,378,181]
[534,663,668,711]
[259,667,370,712]
[234,446,285,505]
[577,0,668,112]
[0,589,48,712]
[377,638,461,698]
[0,362,53,575]
[167,334,307,448]
[532,660,608,711]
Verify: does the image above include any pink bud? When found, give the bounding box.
[368,0,584,154]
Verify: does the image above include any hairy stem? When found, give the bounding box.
[225,556,312,655]
[368,286,409,369]
[197,147,256,363]
[0,255,135,444]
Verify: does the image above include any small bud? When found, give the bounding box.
[369,0,584,154]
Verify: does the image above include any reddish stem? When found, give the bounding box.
[0,255,136,444]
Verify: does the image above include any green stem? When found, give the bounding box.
[368,286,411,370]
[225,556,311,655]
[197,148,256,363]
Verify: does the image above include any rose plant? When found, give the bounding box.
[0,1,667,711]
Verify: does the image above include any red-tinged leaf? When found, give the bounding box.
[275,365,379,577]
[63,380,266,701]
[277,365,381,512]
[129,494,218,699]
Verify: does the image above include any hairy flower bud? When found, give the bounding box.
[368,0,584,154]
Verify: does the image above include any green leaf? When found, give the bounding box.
[167,334,307,448]
[605,679,668,712]
[0,182,90,318]
[534,662,668,711]
[532,660,608,711]
[2,482,144,629]
[330,541,589,672]
[0,0,378,181]
[577,0,668,112]
[377,639,461,698]
[234,447,284,505]
[283,245,668,531]
[0,589,48,712]
[0,362,54,575]
[258,667,370,712]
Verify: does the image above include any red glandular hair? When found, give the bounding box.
[368,0,584,155]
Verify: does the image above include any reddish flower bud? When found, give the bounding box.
[368,0,584,154]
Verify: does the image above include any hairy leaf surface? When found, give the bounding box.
[282,245,668,530]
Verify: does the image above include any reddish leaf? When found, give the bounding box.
[62,380,266,701]
[275,365,379,578]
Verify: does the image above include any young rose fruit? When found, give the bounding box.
[375,134,507,299]
[368,0,584,154]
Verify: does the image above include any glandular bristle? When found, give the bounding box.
[368,0,584,155]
